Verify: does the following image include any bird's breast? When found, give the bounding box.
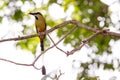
[35,20,46,32]
[37,26,45,32]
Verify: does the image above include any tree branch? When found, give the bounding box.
[56,70,64,80]
[0,57,32,66]
[47,26,77,54]
[0,20,120,43]
[67,29,110,56]
[0,20,120,72]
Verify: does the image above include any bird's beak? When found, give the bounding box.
[29,12,35,15]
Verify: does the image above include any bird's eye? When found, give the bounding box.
[35,16,38,20]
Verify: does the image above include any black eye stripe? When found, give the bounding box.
[35,16,38,20]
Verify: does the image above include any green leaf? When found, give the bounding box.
[12,10,23,21]
[92,36,111,54]
[0,17,2,23]
[82,76,98,80]
[17,37,39,54]
[104,63,114,70]
[48,0,57,5]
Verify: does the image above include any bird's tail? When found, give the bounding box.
[42,65,46,75]
[40,39,44,51]
[40,39,46,75]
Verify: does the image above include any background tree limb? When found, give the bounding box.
[0,20,120,73]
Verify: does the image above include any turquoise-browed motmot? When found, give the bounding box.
[29,12,46,51]
[29,12,46,75]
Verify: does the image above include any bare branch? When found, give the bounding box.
[0,20,73,42]
[0,20,120,72]
[31,26,78,64]
[0,57,42,70]
[0,34,37,42]
[47,34,67,54]
[32,53,43,65]
[0,57,32,66]
[0,20,120,43]
[67,29,109,55]
[56,70,64,80]
[70,20,120,38]
[47,26,77,54]
[84,29,109,42]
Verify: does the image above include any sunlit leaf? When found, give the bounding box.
[12,10,23,21]
[17,37,39,54]
[0,17,2,22]
[104,63,114,70]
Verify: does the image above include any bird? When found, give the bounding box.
[29,12,46,51]
[29,12,46,75]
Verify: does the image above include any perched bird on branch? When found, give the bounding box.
[29,12,46,75]
[29,12,46,51]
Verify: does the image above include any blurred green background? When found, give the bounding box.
[0,0,120,80]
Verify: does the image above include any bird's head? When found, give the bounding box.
[29,12,43,20]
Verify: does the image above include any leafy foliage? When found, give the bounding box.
[56,0,112,54]
[12,10,23,21]
[17,37,39,54]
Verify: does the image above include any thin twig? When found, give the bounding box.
[0,57,42,70]
[50,26,77,53]
[0,34,37,42]
[47,34,67,54]
[47,26,78,54]
[0,57,32,66]
[67,29,109,55]
[56,70,64,80]
[66,42,86,56]
[32,65,41,70]
[32,53,43,65]
[84,29,109,42]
